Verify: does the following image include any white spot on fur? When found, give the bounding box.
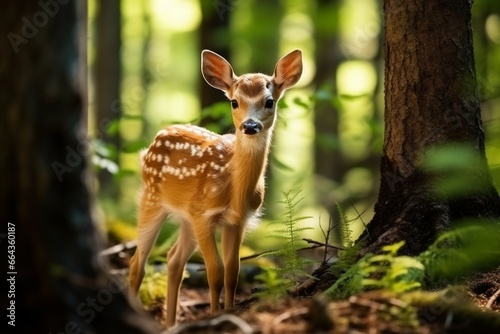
[157,129,168,137]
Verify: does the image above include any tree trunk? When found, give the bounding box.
[313,1,343,184]
[0,1,156,332]
[199,0,230,109]
[199,0,231,132]
[95,0,121,198]
[363,0,500,256]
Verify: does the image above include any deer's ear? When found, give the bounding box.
[272,49,302,91]
[201,50,236,93]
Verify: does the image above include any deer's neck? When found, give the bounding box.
[229,131,272,218]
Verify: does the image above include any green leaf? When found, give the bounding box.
[278,98,289,109]
[292,97,310,109]
[106,119,120,135]
[316,132,340,152]
[93,139,118,159]
[122,113,144,120]
[271,156,295,172]
[122,139,148,153]
[382,240,405,255]
[113,169,137,180]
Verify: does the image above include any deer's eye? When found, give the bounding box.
[231,100,239,109]
[265,99,274,109]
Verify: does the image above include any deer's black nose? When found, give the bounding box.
[242,120,262,135]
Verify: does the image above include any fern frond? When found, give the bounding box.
[336,202,352,248]
[261,190,313,290]
[327,241,425,299]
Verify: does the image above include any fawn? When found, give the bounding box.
[128,49,302,326]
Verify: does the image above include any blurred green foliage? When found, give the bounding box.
[421,144,493,198]
[420,221,500,283]
[87,0,500,255]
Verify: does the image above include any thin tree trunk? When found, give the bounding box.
[199,1,230,109]
[199,0,231,132]
[314,1,343,183]
[0,1,156,332]
[363,0,500,255]
[95,0,121,198]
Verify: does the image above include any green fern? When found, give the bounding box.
[361,241,425,293]
[326,241,425,300]
[329,203,362,277]
[326,253,369,300]
[330,241,363,278]
[252,267,291,299]
[336,202,353,248]
[261,190,313,293]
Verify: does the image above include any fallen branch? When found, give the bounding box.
[272,307,308,327]
[486,287,500,309]
[164,314,254,334]
[100,240,137,257]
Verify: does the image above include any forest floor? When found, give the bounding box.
[105,238,500,333]
[136,267,500,334]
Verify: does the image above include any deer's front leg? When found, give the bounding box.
[194,221,224,314]
[221,224,245,310]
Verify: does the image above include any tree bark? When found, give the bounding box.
[313,1,343,184]
[363,0,500,256]
[95,0,121,198]
[199,0,232,133]
[0,1,156,332]
[199,0,230,109]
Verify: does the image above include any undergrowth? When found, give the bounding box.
[329,203,363,277]
[326,241,425,300]
[138,265,168,307]
[419,220,500,283]
[326,218,500,303]
[255,190,313,297]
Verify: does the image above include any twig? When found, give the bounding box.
[272,307,309,326]
[486,287,500,309]
[205,238,343,270]
[318,215,335,264]
[100,240,137,256]
[351,203,371,235]
[164,314,254,334]
[324,216,334,263]
[240,249,277,261]
[179,299,210,308]
[302,238,345,251]
[194,249,277,272]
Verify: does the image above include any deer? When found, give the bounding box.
[128,49,302,327]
